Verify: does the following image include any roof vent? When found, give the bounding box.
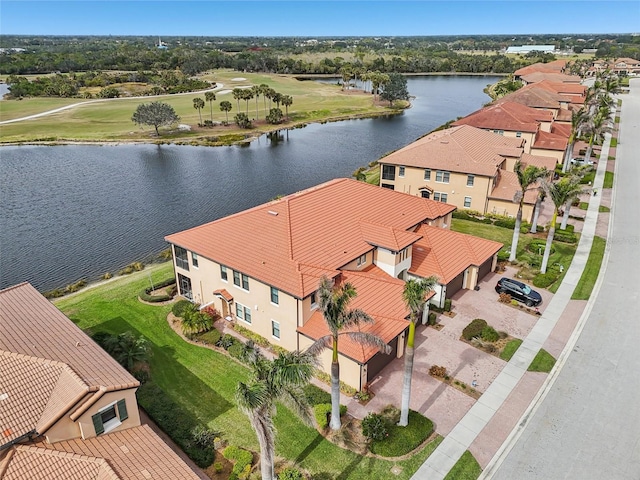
[268,210,278,216]
[440,140,449,144]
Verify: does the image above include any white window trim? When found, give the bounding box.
[271,320,281,340]
[467,175,475,187]
[232,271,250,292]
[435,170,450,184]
[220,266,228,283]
[464,196,472,208]
[97,401,122,434]
[398,166,405,178]
[270,287,279,307]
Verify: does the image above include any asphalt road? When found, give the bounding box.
[488,80,640,479]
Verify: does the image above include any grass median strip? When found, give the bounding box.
[572,236,606,300]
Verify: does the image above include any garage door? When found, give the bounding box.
[478,257,493,281]
[447,271,465,297]
[367,335,400,383]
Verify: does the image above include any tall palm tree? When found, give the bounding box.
[193,97,205,125]
[583,108,612,163]
[272,92,283,109]
[529,188,545,233]
[205,91,216,122]
[219,100,232,124]
[562,107,587,173]
[251,85,261,120]
[281,95,293,120]
[242,89,254,115]
[398,276,438,427]
[259,83,270,115]
[307,276,390,430]
[236,347,316,480]
[340,65,352,90]
[232,88,243,111]
[509,161,548,262]
[540,177,585,273]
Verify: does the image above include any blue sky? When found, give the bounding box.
[1,1,639,36]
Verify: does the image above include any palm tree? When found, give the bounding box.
[205,91,216,122]
[307,276,390,430]
[103,331,151,372]
[562,107,587,173]
[242,89,254,115]
[264,87,276,117]
[193,97,205,125]
[281,95,293,120]
[529,188,545,233]
[583,108,612,163]
[540,177,585,273]
[251,85,261,120]
[509,161,548,262]
[232,88,243,111]
[340,65,352,91]
[272,92,283,109]
[398,276,438,427]
[219,100,232,124]
[236,346,316,480]
[259,83,270,115]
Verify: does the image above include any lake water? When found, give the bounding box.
[0,75,499,291]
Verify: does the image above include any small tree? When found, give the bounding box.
[234,112,252,129]
[131,101,180,136]
[281,95,293,120]
[380,73,409,106]
[219,100,232,124]
[193,97,205,125]
[266,108,284,124]
[205,91,216,122]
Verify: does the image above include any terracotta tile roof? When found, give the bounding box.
[614,57,640,66]
[496,84,567,110]
[534,80,586,96]
[453,101,544,133]
[380,125,524,176]
[520,72,582,84]
[0,352,88,445]
[409,225,502,284]
[521,153,558,172]
[514,60,567,77]
[359,221,422,252]
[552,123,571,137]
[487,170,539,204]
[0,445,118,480]
[297,270,416,363]
[1,425,201,480]
[213,289,233,302]
[555,108,573,122]
[165,179,454,298]
[0,283,139,393]
[533,130,568,151]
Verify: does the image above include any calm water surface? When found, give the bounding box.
[0,76,498,291]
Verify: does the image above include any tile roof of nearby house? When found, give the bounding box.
[452,101,551,133]
[521,152,558,172]
[533,80,586,96]
[409,224,503,284]
[533,130,568,151]
[165,179,455,299]
[520,72,582,84]
[552,123,571,138]
[496,84,569,111]
[297,269,416,363]
[614,57,640,66]
[555,108,573,122]
[379,125,524,177]
[359,221,423,252]
[487,170,539,204]
[514,60,568,77]
[0,425,202,480]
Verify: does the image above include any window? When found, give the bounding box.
[357,254,367,266]
[424,169,431,181]
[494,129,504,135]
[516,131,522,138]
[433,192,448,203]
[272,320,280,339]
[398,166,405,177]
[310,293,317,308]
[177,273,192,300]
[464,196,472,208]
[467,175,475,187]
[191,252,199,268]
[270,287,279,305]
[174,246,189,271]
[435,170,450,183]
[399,248,408,261]
[236,302,252,324]
[92,399,128,435]
[220,265,228,282]
[381,183,394,190]
[382,165,396,181]
[233,271,249,291]
[420,190,431,199]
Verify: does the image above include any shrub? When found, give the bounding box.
[266,107,284,124]
[191,425,219,449]
[498,292,512,304]
[362,413,388,441]
[314,403,347,429]
[278,467,304,480]
[429,365,447,378]
[369,410,433,457]
[303,384,331,406]
[172,299,193,318]
[234,113,252,129]
[102,272,112,280]
[481,326,500,342]
[213,462,223,473]
[65,279,87,293]
[511,299,519,306]
[444,298,452,312]
[380,405,400,425]
[315,371,357,396]
[196,328,222,345]
[493,217,516,229]
[462,319,487,341]
[227,341,245,360]
[217,333,236,350]
[497,250,510,262]
[139,277,175,302]
[554,230,578,244]
[533,271,559,288]
[223,446,253,477]
[427,312,437,325]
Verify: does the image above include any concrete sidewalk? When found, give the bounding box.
[410,126,613,478]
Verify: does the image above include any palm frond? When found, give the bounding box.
[343,331,391,354]
[235,381,269,413]
[342,308,374,329]
[305,335,333,357]
[279,386,314,426]
[272,350,316,388]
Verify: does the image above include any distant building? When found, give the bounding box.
[506,45,556,54]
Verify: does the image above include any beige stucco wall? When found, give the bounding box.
[46,389,140,443]
[380,164,496,215]
[487,199,534,221]
[530,148,563,164]
[172,250,301,352]
[340,251,373,271]
[298,335,364,390]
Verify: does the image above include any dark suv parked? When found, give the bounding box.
[495,277,542,307]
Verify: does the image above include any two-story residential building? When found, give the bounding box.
[165,178,502,390]
[0,282,202,480]
[378,124,555,220]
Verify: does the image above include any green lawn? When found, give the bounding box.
[572,236,606,300]
[528,349,556,373]
[54,264,442,479]
[603,171,614,189]
[578,202,610,212]
[500,339,523,362]
[0,70,399,144]
[443,450,482,480]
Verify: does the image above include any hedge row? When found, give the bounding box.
[139,277,176,302]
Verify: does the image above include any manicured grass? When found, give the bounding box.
[54,264,443,479]
[443,450,482,480]
[578,202,610,212]
[0,96,82,122]
[370,410,434,457]
[528,348,556,373]
[610,137,618,148]
[500,338,523,361]
[0,70,398,144]
[572,236,606,300]
[603,171,614,189]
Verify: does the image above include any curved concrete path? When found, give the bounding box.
[411,82,634,479]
